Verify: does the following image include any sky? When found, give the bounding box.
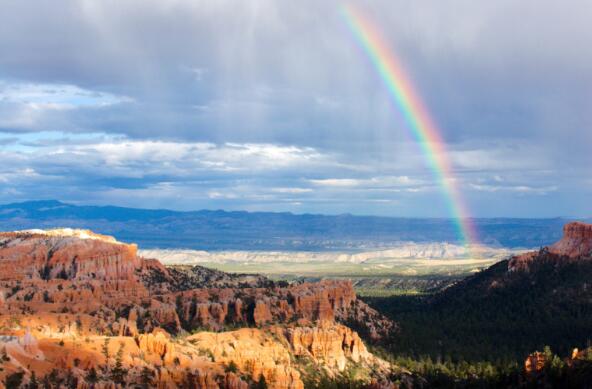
[0,0,590,217]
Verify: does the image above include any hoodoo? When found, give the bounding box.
[0,228,395,387]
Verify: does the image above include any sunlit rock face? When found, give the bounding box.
[0,228,396,387]
[508,222,592,271]
[0,229,140,281]
[524,351,546,374]
[549,222,592,258]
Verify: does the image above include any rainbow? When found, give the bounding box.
[341,4,478,247]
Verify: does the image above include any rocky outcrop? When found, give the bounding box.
[0,228,396,387]
[1,324,378,388]
[189,327,304,389]
[0,229,141,281]
[187,323,389,389]
[510,346,592,387]
[169,280,394,339]
[0,329,253,388]
[138,327,175,359]
[0,229,393,340]
[525,351,546,374]
[508,222,592,271]
[549,222,592,258]
[286,323,373,371]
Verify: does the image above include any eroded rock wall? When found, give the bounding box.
[508,222,592,271]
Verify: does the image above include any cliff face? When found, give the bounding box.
[0,229,396,388]
[0,322,389,389]
[549,222,592,258]
[0,229,141,281]
[168,279,392,338]
[508,222,592,271]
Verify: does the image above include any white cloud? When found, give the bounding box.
[309,176,420,188]
[451,145,551,171]
[0,82,132,109]
[0,168,39,183]
[309,178,360,187]
[0,82,133,132]
[0,137,342,180]
[271,187,313,194]
[469,183,558,195]
[207,191,238,200]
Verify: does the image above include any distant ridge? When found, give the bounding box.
[0,200,584,250]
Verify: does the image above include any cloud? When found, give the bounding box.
[309,178,361,187]
[0,82,131,108]
[310,176,420,189]
[1,0,587,146]
[70,141,331,176]
[0,0,590,216]
[0,129,588,216]
[271,187,313,194]
[469,183,558,195]
[0,81,133,133]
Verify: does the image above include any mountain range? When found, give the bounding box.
[0,200,585,250]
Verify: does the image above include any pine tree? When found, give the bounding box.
[110,342,127,385]
[101,338,110,361]
[86,367,98,383]
[5,371,24,389]
[254,374,268,389]
[28,372,39,389]
[140,366,154,388]
[225,360,238,373]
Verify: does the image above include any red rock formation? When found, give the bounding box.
[0,228,395,387]
[0,229,392,340]
[525,351,546,374]
[167,280,393,339]
[0,229,141,281]
[549,222,592,258]
[189,327,304,389]
[187,323,389,389]
[286,323,373,371]
[138,328,175,358]
[253,299,273,325]
[508,222,592,271]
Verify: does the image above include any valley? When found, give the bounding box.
[140,245,517,296]
[159,259,499,296]
[0,222,591,388]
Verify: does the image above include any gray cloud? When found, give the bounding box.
[0,0,590,216]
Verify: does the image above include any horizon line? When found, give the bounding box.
[0,199,587,220]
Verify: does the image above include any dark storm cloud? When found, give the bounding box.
[0,0,590,216]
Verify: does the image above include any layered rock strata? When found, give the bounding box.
[0,229,396,388]
[508,222,592,271]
